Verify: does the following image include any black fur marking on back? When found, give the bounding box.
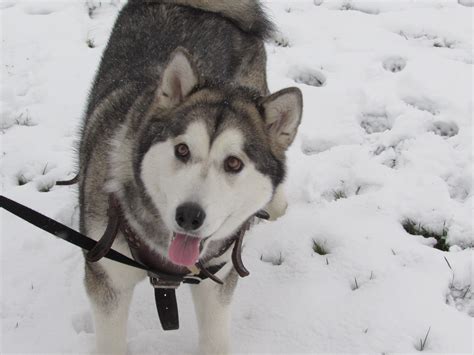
[127,0,276,40]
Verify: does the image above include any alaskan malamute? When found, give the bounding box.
[79,0,303,353]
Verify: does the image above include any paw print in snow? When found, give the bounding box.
[292,68,326,87]
[429,121,459,137]
[360,111,392,134]
[383,56,406,73]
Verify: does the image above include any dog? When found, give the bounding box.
[78,0,303,353]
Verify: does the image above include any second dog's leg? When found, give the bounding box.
[191,266,238,355]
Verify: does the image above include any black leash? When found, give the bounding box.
[0,195,147,271]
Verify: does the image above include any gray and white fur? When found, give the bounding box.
[79,0,303,353]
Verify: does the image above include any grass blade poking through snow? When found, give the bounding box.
[416,326,431,351]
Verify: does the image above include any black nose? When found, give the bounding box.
[175,203,206,231]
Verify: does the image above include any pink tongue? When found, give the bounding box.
[168,233,200,266]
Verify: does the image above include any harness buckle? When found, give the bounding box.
[148,274,181,289]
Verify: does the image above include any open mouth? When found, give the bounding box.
[168,232,202,267]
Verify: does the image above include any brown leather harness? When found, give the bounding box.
[85,195,267,330]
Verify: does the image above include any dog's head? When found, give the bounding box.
[136,48,302,266]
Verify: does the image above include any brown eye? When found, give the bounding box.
[224,156,244,173]
[175,143,190,161]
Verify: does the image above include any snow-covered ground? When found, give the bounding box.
[1,0,473,353]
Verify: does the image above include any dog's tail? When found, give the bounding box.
[128,0,275,40]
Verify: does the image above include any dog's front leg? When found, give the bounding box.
[191,267,238,355]
[85,259,144,355]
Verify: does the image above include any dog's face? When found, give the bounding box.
[138,48,302,266]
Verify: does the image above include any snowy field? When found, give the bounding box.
[1,0,473,353]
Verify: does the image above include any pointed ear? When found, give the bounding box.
[155,47,199,109]
[260,87,303,151]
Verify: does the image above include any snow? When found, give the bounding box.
[1,0,472,353]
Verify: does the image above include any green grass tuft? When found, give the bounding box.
[312,240,329,255]
[86,38,96,48]
[402,219,449,251]
[333,190,347,200]
[351,277,359,291]
[17,174,28,186]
